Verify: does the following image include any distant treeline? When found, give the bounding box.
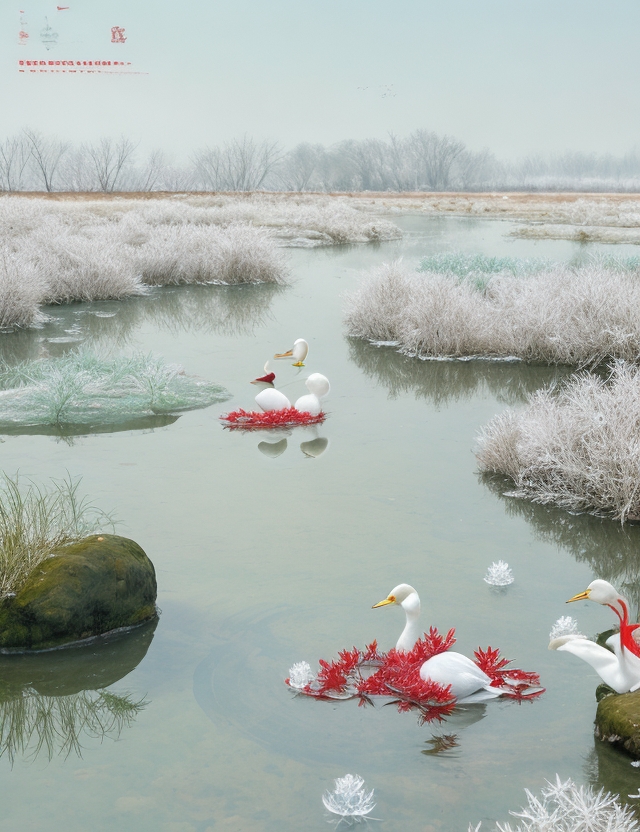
[3,128,640,193]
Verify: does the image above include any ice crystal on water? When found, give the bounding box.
[288,661,315,690]
[484,561,514,586]
[469,775,639,831]
[322,774,376,822]
[549,616,584,640]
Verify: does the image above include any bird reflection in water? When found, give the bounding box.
[257,432,329,459]
[0,618,156,765]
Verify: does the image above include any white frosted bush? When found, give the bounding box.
[0,249,47,329]
[133,223,287,286]
[345,260,640,367]
[322,774,376,822]
[477,362,640,522]
[469,775,638,831]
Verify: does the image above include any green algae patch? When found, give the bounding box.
[0,534,157,652]
[595,689,640,759]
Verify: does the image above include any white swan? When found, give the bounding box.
[372,583,505,703]
[294,373,330,416]
[549,579,640,693]
[275,338,308,367]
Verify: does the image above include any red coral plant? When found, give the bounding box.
[286,628,543,725]
[220,407,326,430]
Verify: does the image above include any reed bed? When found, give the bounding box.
[0,474,114,597]
[344,258,640,366]
[476,362,640,523]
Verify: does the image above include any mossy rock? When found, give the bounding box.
[595,689,640,759]
[0,534,157,652]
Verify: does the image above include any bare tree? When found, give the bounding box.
[456,148,498,190]
[0,135,31,191]
[58,146,96,192]
[23,128,69,192]
[342,139,392,191]
[85,137,138,192]
[133,149,167,192]
[277,143,324,191]
[192,136,283,191]
[409,129,466,191]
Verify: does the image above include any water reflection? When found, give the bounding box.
[585,741,640,811]
[255,430,330,459]
[0,414,179,444]
[0,283,284,364]
[0,618,155,765]
[347,339,573,407]
[482,475,640,616]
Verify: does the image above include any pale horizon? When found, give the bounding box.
[4,0,640,163]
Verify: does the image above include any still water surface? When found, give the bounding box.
[1,215,640,831]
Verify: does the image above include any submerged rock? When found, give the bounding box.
[0,534,157,652]
[595,687,640,759]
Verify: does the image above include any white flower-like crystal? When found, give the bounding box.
[470,775,638,830]
[484,561,514,586]
[288,661,315,690]
[549,616,584,640]
[322,774,376,820]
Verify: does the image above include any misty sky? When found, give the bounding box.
[4,0,640,161]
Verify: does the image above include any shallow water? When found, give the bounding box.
[1,215,640,830]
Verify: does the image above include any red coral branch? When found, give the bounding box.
[220,407,326,430]
[287,630,544,722]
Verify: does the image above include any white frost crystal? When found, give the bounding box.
[322,774,376,820]
[484,561,514,586]
[549,616,584,640]
[288,661,315,689]
[469,775,638,831]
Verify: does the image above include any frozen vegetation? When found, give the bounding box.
[344,257,640,366]
[469,776,638,832]
[0,351,230,429]
[0,195,401,329]
[0,474,114,597]
[476,363,640,523]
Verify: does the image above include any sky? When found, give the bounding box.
[3,0,640,162]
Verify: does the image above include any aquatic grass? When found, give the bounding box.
[418,253,551,285]
[344,260,640,367]
[476,362,640,523]
[0,473,115,597]
[0,350,231,427]
[469,775,638,831]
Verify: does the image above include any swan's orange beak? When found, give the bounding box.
[274,349,293,359]
[566,589,591,603]
[372,595,396,609]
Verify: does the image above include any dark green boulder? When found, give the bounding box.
[0,534,157,652]
[595,688,640,759]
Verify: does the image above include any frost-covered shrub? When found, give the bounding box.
[345,259,640,367]
[477,362,640,522]
[133,223,287,286]
[469,775,638,832]
[0,249,47,329]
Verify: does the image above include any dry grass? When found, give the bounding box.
[476,362,640,523]
[344,259,640,367]
[0,474,114,597]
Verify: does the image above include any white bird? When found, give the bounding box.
[274,338,308,367]
[294,373,330,416]
[254,388,291,412]
[372,584,506,703]
[550,579,640,693]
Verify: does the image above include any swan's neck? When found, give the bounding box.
[396,593,421,652]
